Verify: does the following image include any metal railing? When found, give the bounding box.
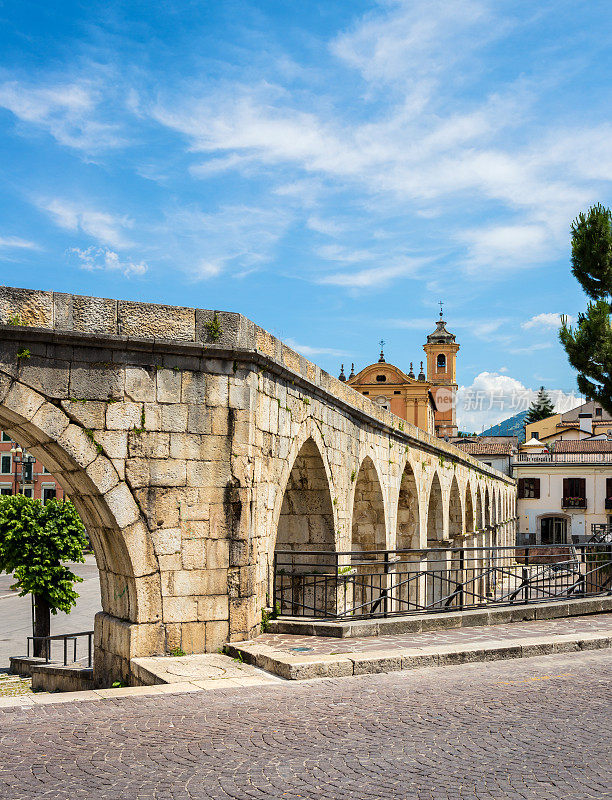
[27,631,94,668]
[273,543,612,619]
[512,452,612,464]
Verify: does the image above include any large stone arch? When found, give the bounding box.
[476,486,484,530]
[0,375,161,684]
[351,455,387,552]
[426,471,444,543]
[396,458,420,550]
[448,474,463,540]
[274,436,336,563]
[484,486,491,527]
[465,482,475,534]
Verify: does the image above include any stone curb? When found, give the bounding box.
[225,631,612,681]
[0,674,281,710]
[268,596,612,638]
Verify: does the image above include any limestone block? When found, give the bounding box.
[205,620,230,651]
[179,520,210,539]
[161,595,198,623]
[165,568,228,597]
[156,369,181,403]
[151,527,181,556]
[60,399,107,430]
[19,358,70,399]
[197,595,228,622]
[161,404,189,433]
[85,454,120,496]
[169,433,203,460]
[181,539,207,570]
[210,408,230,436]
[203,357,235,375]
[106,402,143,431]
[149,459,187,487]
[56,423,99,469]
[229,597,257,635]
[31,402,70,441]
[104,481,141,528]
[124,367,155,402]
[180,622,207,654]
[157,554,183,571]
[96,431,128,460]
[118,300,195,340]
[187,404,209,434]
[181,372,207,404]
[128,431,170,459]
[69,365,124,401]
[186,460,231,488]
[206,539,230,569]
[206,375,229,407]
[164,623,182,653]
[3,380,45,424]
[229,381,252,410]
[0,287,53,327]
[133,571,163,624]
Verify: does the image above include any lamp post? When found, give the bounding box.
[9,443,36,497]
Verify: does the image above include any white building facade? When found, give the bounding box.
[512,438,612,544]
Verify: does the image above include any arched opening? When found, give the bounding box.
[274,437,336,616]
[465,483,475,534]
[351,456,386,552]
[426,472,443,543]
[396,462,420,550]
[448,476,463,540]
[0,379,158,685]
[475,488,483,531]
[484,486,491,527]
[275,437,335,561]
[436,353,446,371]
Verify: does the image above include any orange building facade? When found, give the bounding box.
[342,312,459,438]
[0,431,65,501]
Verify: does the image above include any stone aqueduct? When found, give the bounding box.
[0,287,514,684]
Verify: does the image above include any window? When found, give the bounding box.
[596,407,602,416]
[42,465,50,474]
[394,390,401,395]
[540,516,567,544]
[1,432,11,442]
[362,391,369,395]
[22,488,33,498]
[563,477,586,498]
[376,374,386,382]
[0,484,11,496]
[483,461,492,466]
[1,454,11,474]
[517,478,540,499]
[437,354,446,370]
[607,477,612,500]
[532,431,538,440]
[42,487,56,503]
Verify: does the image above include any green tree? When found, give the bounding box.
[525,386,555,425]
[0,496,87,657]
[560,204,612,414]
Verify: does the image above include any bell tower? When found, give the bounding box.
[423,304,459,437]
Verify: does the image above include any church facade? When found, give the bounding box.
[341,312,459,439]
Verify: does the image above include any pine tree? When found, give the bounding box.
[525,386,555,425]
[560,204,612,414]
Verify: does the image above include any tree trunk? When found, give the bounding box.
[33,594,51,659]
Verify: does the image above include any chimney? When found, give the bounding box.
[579,413,592,437]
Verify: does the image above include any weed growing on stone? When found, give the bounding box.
[204,312,222,342]
[16,348,30,360]
[169,646,186,657]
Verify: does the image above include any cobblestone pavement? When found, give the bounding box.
[256,612,612,655]
[0,649,610,800]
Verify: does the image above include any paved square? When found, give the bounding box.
[0,649,610,799]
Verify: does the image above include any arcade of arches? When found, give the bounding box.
[0,287,514,686]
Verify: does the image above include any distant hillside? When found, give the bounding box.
[480,410,528,442]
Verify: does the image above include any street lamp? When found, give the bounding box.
[9,442,35,496]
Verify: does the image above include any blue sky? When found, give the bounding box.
[0,0,611,430]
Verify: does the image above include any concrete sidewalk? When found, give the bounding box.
[226,612,612,679]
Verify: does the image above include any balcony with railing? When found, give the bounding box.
[512,452,612,464]
[562,496,587,509]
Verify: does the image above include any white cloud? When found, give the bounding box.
[522,312,572,330]
[0,236,38,250]
[69,247,147,277]
[0,79,122,151]
[508,342,553,356]
[284,338,348,358]
[318,260,422,289]
[457,371,579,432]
[461,223,553,274]
[39,199,133,249]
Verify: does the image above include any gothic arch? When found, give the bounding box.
[396,459,420,550]
[351,455,387,552]
[448,475,463,540]
[426,471,444,543]
[464,482,475,534]
[274,436,336,560]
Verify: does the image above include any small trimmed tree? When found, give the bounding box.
[0,495,87,657]
[525,386,555,425]
[560,203,612,413]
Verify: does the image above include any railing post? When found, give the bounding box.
[272,551,277,614]
[383,551,389,618]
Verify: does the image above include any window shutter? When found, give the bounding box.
[533,478,540,499]
[563,478,569,498]
[577,478,586,499]
[607,478,612,498]
[517,478,524,499]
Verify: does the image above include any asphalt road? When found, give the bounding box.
[0,649,609,800]
[0,555,101,667]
